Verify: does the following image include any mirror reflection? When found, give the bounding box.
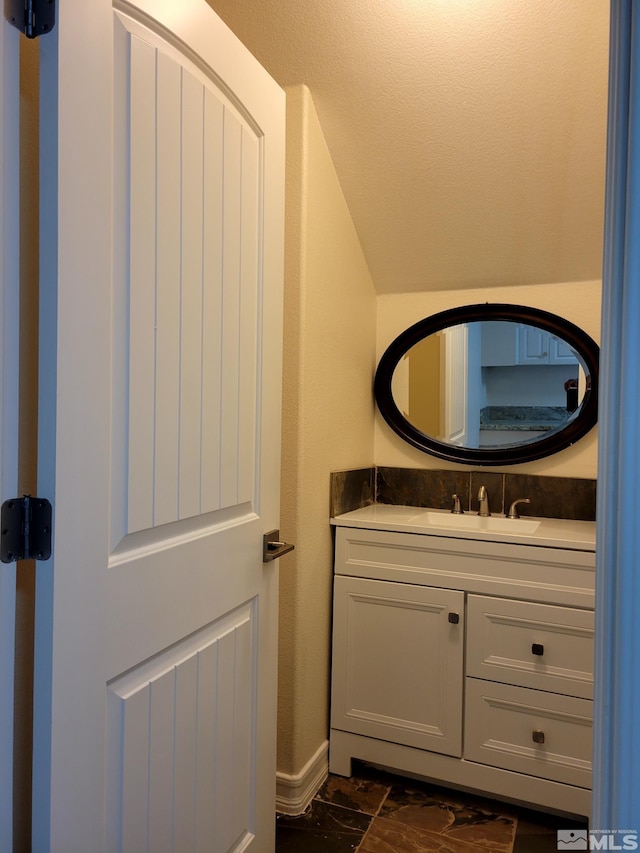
[391,321,588,450]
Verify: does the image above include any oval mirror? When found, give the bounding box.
[374,304,599,465]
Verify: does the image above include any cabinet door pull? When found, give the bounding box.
[531,643,544,656]
[448,612,460,624]
[532,730,545,744]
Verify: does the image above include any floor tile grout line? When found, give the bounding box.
[310,791,390,820]
[354,815,375,852]
[312,780,393,819]
[354,785,392,853]
[372,784,392,818]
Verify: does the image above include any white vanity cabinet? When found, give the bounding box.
[329,508,596,817]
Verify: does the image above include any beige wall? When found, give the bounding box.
[375,281,601,478]
[278,85,377,774]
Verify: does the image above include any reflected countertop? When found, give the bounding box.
[479,405,573,431]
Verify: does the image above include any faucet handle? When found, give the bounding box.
[507,498,531,519]
[477,485,490,517]
[451,494,464,515]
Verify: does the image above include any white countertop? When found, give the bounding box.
[331,504,596,551]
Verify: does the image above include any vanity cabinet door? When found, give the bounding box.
[330,576,464,757]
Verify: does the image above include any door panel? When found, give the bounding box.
[34,2,285,850]
[113,11,262,542]
[106,602,256,851]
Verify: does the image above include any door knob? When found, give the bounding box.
[263,530,295,562]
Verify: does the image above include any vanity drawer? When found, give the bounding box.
[464,678,592,789]
[334,527,595,608]
[466,595,594,699]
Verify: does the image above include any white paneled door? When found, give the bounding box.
[33,2,285,850]
[443,324,469,446]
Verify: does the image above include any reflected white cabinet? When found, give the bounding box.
[481,323,578,366]
[517,326,578,365]
[329,524,595,818]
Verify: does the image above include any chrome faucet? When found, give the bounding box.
[507,498,531,519]
[477,485,490,517]
[451,494,464,514]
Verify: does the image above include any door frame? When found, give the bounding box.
[0,15,20,850]
[1,0,637,839]
[592,0,640,827]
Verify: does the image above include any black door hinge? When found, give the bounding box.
[1,496,52,563]
[4,0,55,39]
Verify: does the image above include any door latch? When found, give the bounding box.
[1,495,52,563]
[263,530,294,563]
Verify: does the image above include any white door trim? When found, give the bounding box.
[593,0,640,827]
[0,16,20,850]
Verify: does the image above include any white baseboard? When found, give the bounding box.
[276,740,329,816]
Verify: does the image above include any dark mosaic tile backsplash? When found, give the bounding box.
[330,468,375,517]
[331,466,596,521]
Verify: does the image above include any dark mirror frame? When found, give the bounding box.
[374,303,599,465]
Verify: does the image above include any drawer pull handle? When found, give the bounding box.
[532,730,545,744]
[531,643,544,656]
[448,612,460,624]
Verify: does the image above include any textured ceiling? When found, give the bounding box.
[208,0,609,294]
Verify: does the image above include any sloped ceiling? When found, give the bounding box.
[208,0,609,294]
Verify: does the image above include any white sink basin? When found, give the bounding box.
[419,511,541,534]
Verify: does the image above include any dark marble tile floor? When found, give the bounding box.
[276,762,588,852]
